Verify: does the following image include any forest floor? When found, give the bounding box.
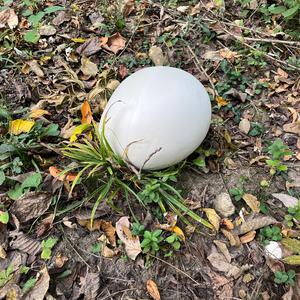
[0,0,300,299]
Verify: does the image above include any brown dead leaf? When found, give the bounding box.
[10,192,52,223]
[240,230,256,244]
[203,208,220,231]
[277,68,288,78]
[116,216,141,260]
[272,193,298,208]
[61,118,76,139]
[100,221,116,247]
[149,46,168,66]
[232,214,277,235]
[283,122,300,136]
[77,219,102,231]
[242,194,260,213]
[239,118,251,134]
[23,267,50,300]
[54,253,68,268]
[101,33,126,54]
[80,56,98,77]
[213,240,231,262]
[49,166,77,182]
[147,279,161,300]
[28,108,50,119]
[287,107,298,123]
[123,0,135,17]
[202,50,223,62]
[101,245,117,258]
[0,245,7,259]
[219,48,239,61]
[81,100,93,124]
[0,8,18,29]
[222,219,234,230]
[224,88,247,102]
[76,37,102,56]
[119,64,128,79]
[221,229,241,246]
[36,214,54,237]
[26,60,44,77]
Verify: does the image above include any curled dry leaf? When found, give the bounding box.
[49,166,77,182]
[272,193,298,208]
[80,56,98,77]
[283,122,300,136]
[101,33,126,54]
[203,208,220,231]
[9,232,41,256]
[146,279,161,300]
[10,192,52,223]
[116,216,141,260]
[149,46,168,66]
[242,194,260,213]
[9,119,35,135]
[222,219,234,230]
[76,37,103,56]
[81,100,93,124]
[232,214,277,235]
[54,253,68,268]
[213,240,231,262]
[240,230,256,244]
[0,8,18,29]
[23,267,50,300]
[122,0,135,17]
[28,108,50,119]
[221,229,240,247]
[26,60,44,77]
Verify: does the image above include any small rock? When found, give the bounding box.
[39,25,56,36]
[214,192,235,217]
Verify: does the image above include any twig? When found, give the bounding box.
[99,288,138,300]
[240,36,300,46]
[185,43,218,99]
[149,254,203,286]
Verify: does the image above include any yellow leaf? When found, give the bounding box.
[29,108,51,119]
[172,226,185,241]
[72,37,86,43]
[203,208,220,231]
[242,193,260,213]
[283,255,300,265]
[216,95,229,107]
[282,238,300,254]
[70,124,91,142]
[9,119,35,135]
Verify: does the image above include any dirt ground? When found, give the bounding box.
[1,0,300,299]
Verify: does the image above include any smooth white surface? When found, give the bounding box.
[265,241,282,259]
[100,66,211,170]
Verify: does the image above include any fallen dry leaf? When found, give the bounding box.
[240,230,256,244]
[222,219,234,230]
[119,64,128,79]
[213,240,231,262]
[101,33,126,54]
[122,0,135,17]
[272,193,298,208]
[239,118,251,134]
[80,56,98,77]
[9,119,35,135]
[202,50,223,62]
[49,166,77,182]
[9,231,41,256]
[232,214,277,235]
[100,220,116,247]
[36,214,54,237]
[23,267,50,300]
[216,95,229,107]
[224,88,247,102]
[0,8,18,29]
[26,60,44,77]
[10,192,52,223]
[221,229,240,246]
[54,253,68,268]
[283,122,300,136]
[203,208,220,231]
[77,219,102,231]
[116,216,141,260]
[219,48,239,61]
[28,108,50,119]
[77,37,102,56]
[147,279,161,300]
[242,193,260,213]
[60,118,76,139]
[81,100,93,124]
[149,46,168,66]
[0,245,7,259]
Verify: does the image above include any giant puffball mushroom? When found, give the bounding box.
[99,66,211,170]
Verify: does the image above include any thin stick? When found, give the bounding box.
[149,254,203,286]
[185,43,218,99]
[100,288,138,300]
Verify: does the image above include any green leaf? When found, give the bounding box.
[7,184,24,200]
[24,30,40,44]
[41,124,60,137]
[0,144,15,154]
[91,242,102,253]
[268,5,286,14]
[22,277,37,293]
[282,238,300,254]
[21,172,42,189]
[173,241,181,250]
[22,9,33,17]
[28,12,45,27]
[282,4,300,18]
[283,255,300,265]
[193,156,206,168]
[44,6,65,14]
[165,235,176,243]
[42,237,58,249]
[0,170,5,185]
[41,247,51,260]
[20,266,30,274]
[0,211,9,224]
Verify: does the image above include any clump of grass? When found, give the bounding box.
[62,119,212,229]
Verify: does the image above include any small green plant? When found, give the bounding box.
[285,200,300,227]
[91,242,102,253]
[274,270,295,286]
[22,276,37,293]
[131,222,145,236]
[266,139,292,174]
[259,226,282,246]
[249,122,264,137]
[229,187,245,201]
[0,264,14,288]
[141,230,164,254]
[165,233,181,254]
[41,237,58,260]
